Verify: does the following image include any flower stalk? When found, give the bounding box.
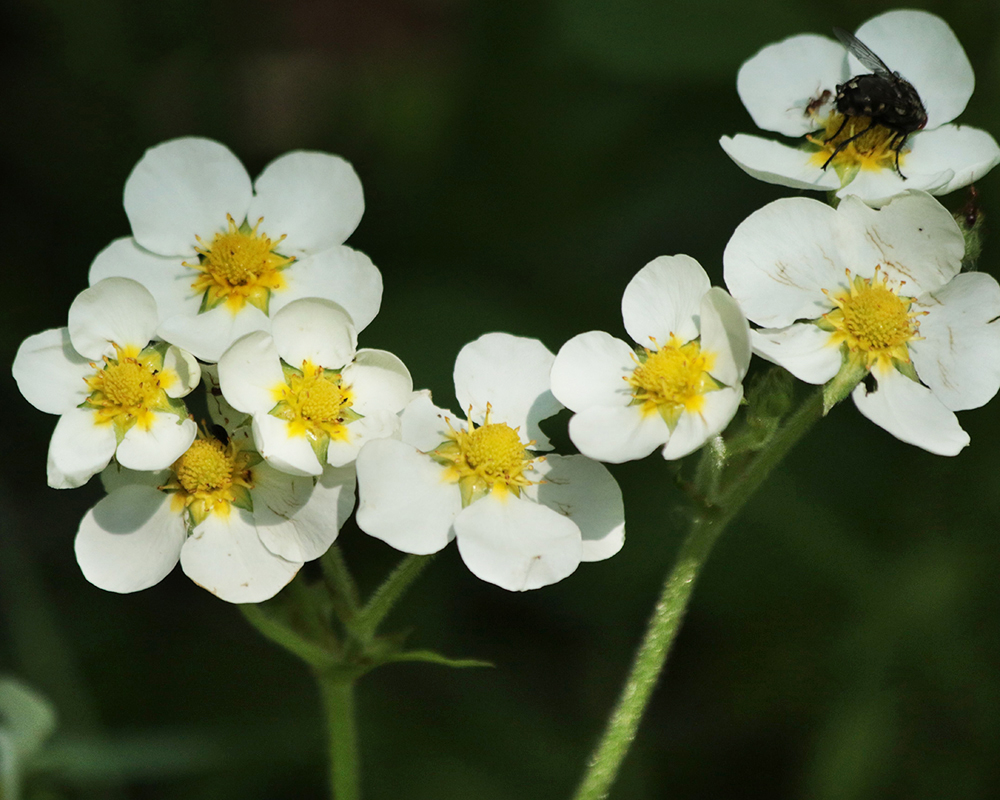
[572,386,824,800]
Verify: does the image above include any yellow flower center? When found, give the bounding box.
[627,336,721,429]
[164,434,257,525]
[270,361,360,452]
[186,215,294,314]
[429,405,541,507]
[174,438,235,494]
[822,267,922,372]
[807,113,903,174]
[83,343,178,435]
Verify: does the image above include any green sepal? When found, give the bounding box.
[813,316,836,333]
[657,402,683,432]
[308,431,331,467]
[459,475,489,507]
[230,484,254,513]
[822,350,869,414]
[140,340,170,369]
[281,361,304,381]
[892,358,921,384]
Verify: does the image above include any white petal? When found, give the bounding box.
[736,34,848,137]
[157,303,270,364]
[455,494,582,591]
[326,410,401,468]
[903,125,1000,196]
[46,408,116,489]
[117,414,197,472]
[124,137,252,257]
[99,461,169,494]
[750,324,842,385]
[568,405,667,464]
[355,439,460,554]
[550,331,634,412]
[454,333,561,449]
[342,349,413,416]
[699,287,751,386]
[75,486,185,593]
[252,462,356,562]
[88,237,199,321]
[399,393,461,451]
[661,387,743,460]
[723,196,842,327]
[217,330,285,414]
[271,298,357,369]
[12,328,92,415]
[529,455,624,563]
[247,151,365,255]
[68,278,157,359]
[851,368,968,456]
[719,134,841,192]
[253,414,323,477]
[273,245,383,334]
[836,193,963,295]
[621,255,708,345]
[162,345,201,398]
[834,162,953,207]
[911,272,1000,411]
[180,512,301,603]
[854,10,973,130]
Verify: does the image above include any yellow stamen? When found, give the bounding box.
[185,215,293,314]
[269,361,361,467]
[82,343,179,436]
[822,266,922,373]
[626,335,721,429]
[162,433,257,525]
[429,404,542,506]
[807,113,904,174]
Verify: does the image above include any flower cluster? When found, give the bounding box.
[11,8,1000,609]
[13,137,629,601]
[15,138,399,602]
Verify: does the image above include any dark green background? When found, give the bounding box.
[4,0,1000,797]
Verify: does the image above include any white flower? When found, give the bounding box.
[216,298,412,476]
[355,333,625,591]
[74,431,357,603]
[550,256,751,463]
[11,278,199,488]
[89,137,382,362]
[720,9,1000,206]
[723,190,1000,455]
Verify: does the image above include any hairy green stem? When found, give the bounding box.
[572,388,824,800]
[317,675,361,800]
[354,554,435,642]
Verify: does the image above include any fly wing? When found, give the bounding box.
[833,27,893,77]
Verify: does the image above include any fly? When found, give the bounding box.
[823,27,927,178]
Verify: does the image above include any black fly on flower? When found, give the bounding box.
[822,27,928,178]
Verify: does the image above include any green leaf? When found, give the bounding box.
[380,650,494,670]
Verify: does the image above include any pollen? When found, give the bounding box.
[173,438,234,495]
[271,361,358,443]
[186,215,294,314]
[83,343,170,433]
[807,113,902,173]
[163,433,257,526]
[627,336,721,429]
[822,267,922,372]
[429,405,541,506]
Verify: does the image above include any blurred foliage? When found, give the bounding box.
[3,0,1000,797]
